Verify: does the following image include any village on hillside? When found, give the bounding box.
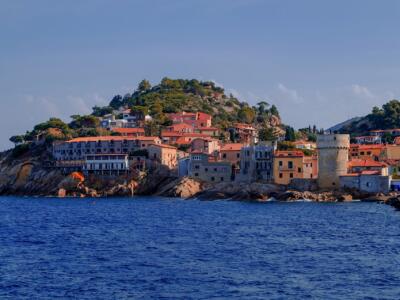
[6,79,400,197]
[50,106,400,195]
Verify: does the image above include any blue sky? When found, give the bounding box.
[1,0,400,149]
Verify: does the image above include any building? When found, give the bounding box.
[348,159,388,176]
[370,129,400,137]
[354,135,382,144]
[190,138,220,155]
[165,123,194,133]
[219,143,244,170]
[339,173,391,194]
[188,152,232,183]
[100,115,128,130]
[168,111,212,128]
[122,109,152,127]
[349,144,385,161]
[53,136,161,172]
[380,145,400,161]
[228,123,258,144]
[147,144,178,169]
[293,140,317,150]
[112,128,145,137]
[317,134,350,189]
[273,151,318,185]
[194,127,219,137]
[237,143,276,182]
[83,154,129,175]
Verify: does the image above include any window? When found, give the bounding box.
[237,153,240,158]
[279,161,283,166]
[360,151,365,155]
[222,154,227,159]
[194,173,199,177]
[220,177,224,182]
[298,167,301,173]
[288,161,293,169]
[205,168,208,172]
[211,177,215,181]
[279,173,283,178]
[290,173,293,178]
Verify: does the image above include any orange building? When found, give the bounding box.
[273,151,318,185]
[349,144,385,160]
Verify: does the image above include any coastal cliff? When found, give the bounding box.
[0,148,396,203]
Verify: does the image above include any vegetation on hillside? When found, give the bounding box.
[9,78,286,154]
[338,100,400,136]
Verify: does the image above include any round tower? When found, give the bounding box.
[317,134,350,189]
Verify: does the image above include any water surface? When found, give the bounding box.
[0,197,399,299]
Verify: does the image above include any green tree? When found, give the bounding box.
[285,126,296,142]
[269,104,280,117]
[109,95,123,109]
[138,80,151,92]
[9,135,25,146]
[259,127,276,141]
[238,106,256,124]
[256,101,269,114]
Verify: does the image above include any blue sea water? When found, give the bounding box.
[0,197,400,299]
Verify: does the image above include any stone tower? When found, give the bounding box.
[317,134,350,189]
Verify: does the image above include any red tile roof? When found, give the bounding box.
[274,150,304,158]
[149,143,177,150]
[112,128,145,134]
[161,131,183,137]
[220,143,244,151]
[348,159,387,168]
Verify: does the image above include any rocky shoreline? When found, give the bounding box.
[1,149,399,210]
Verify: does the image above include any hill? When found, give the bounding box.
[8,78,284,154]
[333,100,400,136]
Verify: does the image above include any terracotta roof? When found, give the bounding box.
[357,144,385,150]
[168,123,193,130]
[233,123,255,130]
[175,137,191,145]
[112,128,145,134]
[197,127,219,131]
[181,133,210,138]
[161,131,183,137]
[348,159,387,168]
[220,143,244,151]
[274,150,304,158]
[67,136,141,143]
[149,143,177,150]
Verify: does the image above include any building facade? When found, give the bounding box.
[188,153,232,183]
[237,143,275,182]
[273,151,318,185]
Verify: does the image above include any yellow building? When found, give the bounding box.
[274,151,317,185]
[381,145,400,161]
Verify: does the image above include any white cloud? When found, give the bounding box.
[277,83,304,104]
[351,84,374,98]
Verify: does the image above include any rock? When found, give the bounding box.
[385,196,400,210]
[57,188,67,198]
[337,194,353,202]
[156,177,203,199]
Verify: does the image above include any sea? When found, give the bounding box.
[0,197,400,299]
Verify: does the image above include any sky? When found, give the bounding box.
[1,0,400,150]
